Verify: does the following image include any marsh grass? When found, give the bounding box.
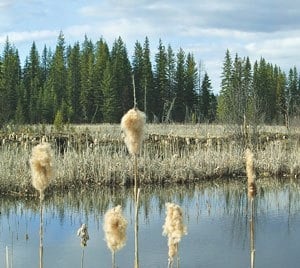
[1,124,300,194]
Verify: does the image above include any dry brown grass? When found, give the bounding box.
[0,124,299,194]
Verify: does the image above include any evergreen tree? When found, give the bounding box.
[153,39,168,121]
[23,42,43,123]
[132,41,144,109]
[80,35,95,122]
[1,38,21,123]
[142,37,154,121]
[110,37,132,120]
[102,61,120,122]
[48,31,67,120]
[185,52,198,120]
[93,38,110,122]
[217,49,233,122]
[173,48,186,122]
[66,42,81,122]
[200,72,217,122]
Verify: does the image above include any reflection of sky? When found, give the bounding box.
[1,181,300,267]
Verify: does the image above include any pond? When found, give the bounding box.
[1,178,300,268]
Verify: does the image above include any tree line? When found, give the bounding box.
[0,32,216,126]
[218,49,300,127]
[0,32,299,126]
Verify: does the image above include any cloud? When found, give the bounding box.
[0,30,59,44]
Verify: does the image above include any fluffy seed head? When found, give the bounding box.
[30,143,53,199]
[121,108,146,155]
[103,205,128,253]
[163,202,187,262]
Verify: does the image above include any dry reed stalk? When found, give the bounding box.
[103,205,128,254]
[30,142,53,200]
[163,202,187,266]
[245,148,256,198]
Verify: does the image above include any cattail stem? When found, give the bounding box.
[112,251,115,268]
[176,243,180,268]
[132,75,137,110]
[250,197,255,268]
[134,188,140,268]
[5,246,9,268]
[39,196,44,268]
[81,248,85,268]
[134,154,138,202]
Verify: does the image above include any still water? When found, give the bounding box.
[1,179,300,268]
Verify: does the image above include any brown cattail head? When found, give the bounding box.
[30,142,53,200]
[121,108,146,155]
[103,205,128,253]
[163,202,187,262]
[245,148,257,198]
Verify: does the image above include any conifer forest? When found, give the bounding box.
[0,32,299,126]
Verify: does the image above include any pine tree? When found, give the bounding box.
[48,32,67,120]
[102,61,120,122]
[93,38,110,122]
[173,48,186,122]
[1,38,21,123]
[185,52,198,120]
[217,49,233,122]
[66,42,81,122]
[132,41,144,109]
[142,37,154,121]
[80,35,95,122]
[153,39,168,121]
[23,42,43,123]
[110,37,132,120]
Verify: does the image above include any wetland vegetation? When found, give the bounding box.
[0,123,299,195]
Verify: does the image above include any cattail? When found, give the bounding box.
[163,202,187,265]
[103,205,128,253]
[77,223,89,247]
[121,108,146,155]
[245,148,256,197]
[30,143,53,200]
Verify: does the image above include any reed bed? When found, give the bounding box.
[0,124,300,195]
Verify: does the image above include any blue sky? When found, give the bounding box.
[0,0,299,93]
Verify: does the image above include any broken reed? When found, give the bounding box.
[0,124,299,194]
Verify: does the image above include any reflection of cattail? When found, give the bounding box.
[103,205,128,253]
[121,108,146,155]
[163,202,187,266]
[30,143,53,200]
[245,148,256,197]
[77,224,89,247]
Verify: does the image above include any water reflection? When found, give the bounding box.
[1,179,300,267]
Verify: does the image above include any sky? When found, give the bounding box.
[0,0,299,93]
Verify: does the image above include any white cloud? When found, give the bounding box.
[0,30,58,44]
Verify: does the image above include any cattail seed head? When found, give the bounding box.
[77,223,89,247]
[103,205,128,253]
[121,108,146,155]
[163,202,187,263]
[30,143,53,200]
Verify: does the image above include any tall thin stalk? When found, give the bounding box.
[112,251,115,268]
[134,188,140,268]
[250,197,255,268]
[39,197,44,268]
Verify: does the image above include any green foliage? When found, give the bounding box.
[1,33,299,126]
[54,110,64,131]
